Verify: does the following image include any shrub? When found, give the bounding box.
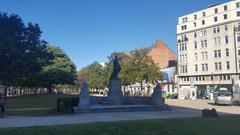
[57,97,79,113]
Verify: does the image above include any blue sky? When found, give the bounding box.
[1,0,229,69]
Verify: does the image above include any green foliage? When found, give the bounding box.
[78,62,108,89]
[40,45,77,93]
[0,12,77,94]
[0,13,47,88]
[78,48,162,90]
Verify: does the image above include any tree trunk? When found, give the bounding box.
[20,86,22,95]
[48,84,53,94]
[4,86,8,97]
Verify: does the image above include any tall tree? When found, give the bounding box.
[0,13,47,95]
[40,45,77,94]
[78,62,107,90]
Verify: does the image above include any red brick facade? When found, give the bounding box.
[148,40,176,69]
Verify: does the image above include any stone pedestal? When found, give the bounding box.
[78,82,90,108]
[151,84,163,107]
[108,79,123,105]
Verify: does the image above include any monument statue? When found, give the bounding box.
[108,55,123,104]
[110,55,121,80]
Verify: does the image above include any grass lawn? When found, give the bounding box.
[5,94,75,116]
[0,116,240,135]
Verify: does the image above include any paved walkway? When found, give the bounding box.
[166,99,240,115]
[0,99,239,128]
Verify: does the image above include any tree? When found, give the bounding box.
[0,12,48,96]
[40,45,77,94]
[78,62,108,90]
[108,49,162,93]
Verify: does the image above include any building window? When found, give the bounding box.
[202,63,208,71]
[224,5,228,11]
[226,48,229,57]
[238,50,240,56]
[225,36,229,44]
[202,64,205,71]
[180,65,188,73]
[213,28,216,33]
[215,62,222,70]
[204,40,207,47]
[237,11,240,17]
[214,17,218,22]
[205,64,208,71]
[194,53,198,60]
[201,40,204,48]
[182,25,187,30]
[224,14,227,19]
[179,43,187,51]
[194,14,197,20]
[202,20,205,25]
[224,25,228,31]
[194,32,197,37]
[194,42,197,49]
[217,27,220,33]
[237,34,240,42]
[218,50,221,57]
[193,22,197,27]
[203,12,206,17]
[227,75,230,80]
[219,62,222,70]
[214,50,217,58]
[182,17,188,23]
[200,30,207,36]
[214,50,221,58]
[195,64,198,72]
[213,27,220,33]
[226,61,230,70]
[236,2,240,8]
[215,63,218,70]
[215,8,218,14]
[201,52,208,60]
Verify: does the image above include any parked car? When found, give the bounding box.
[213,89,232,105]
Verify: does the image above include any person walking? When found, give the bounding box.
[0,93,6,118]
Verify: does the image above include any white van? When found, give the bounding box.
[213,89,232,105]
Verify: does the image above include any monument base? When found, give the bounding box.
[108,79,123,105]
[74,104,170,113]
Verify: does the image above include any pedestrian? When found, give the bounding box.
[0,93,6,118]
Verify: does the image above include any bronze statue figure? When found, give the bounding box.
[110,55,121,80]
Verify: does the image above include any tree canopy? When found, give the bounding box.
[40,45,77,93]
[78,48,163,90]
[0,12,77,95]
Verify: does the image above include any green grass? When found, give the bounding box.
[0,116,240,135]
[5,94,74,116]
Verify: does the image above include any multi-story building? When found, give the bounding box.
[177,0,240,99]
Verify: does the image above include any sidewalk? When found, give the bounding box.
[0,108,201,128]
[1,99,239,129]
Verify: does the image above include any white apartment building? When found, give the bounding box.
[177,0,240,99]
